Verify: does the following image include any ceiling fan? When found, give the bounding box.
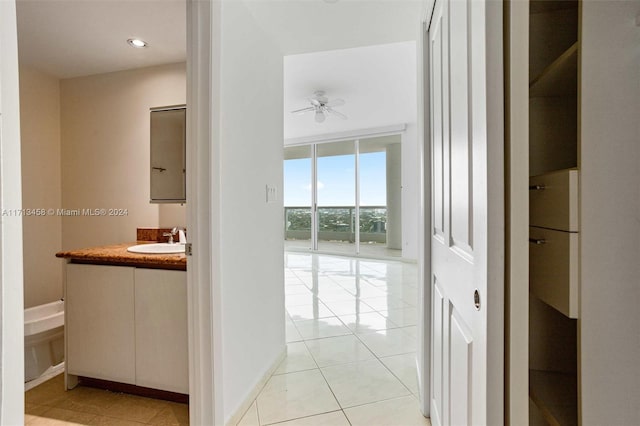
[290,90,347,123]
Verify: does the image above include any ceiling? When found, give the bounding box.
[16,0,186,78]
[284,41,417,140]
[244,0,424,56]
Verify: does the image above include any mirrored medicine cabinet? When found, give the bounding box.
[150,105,186,203]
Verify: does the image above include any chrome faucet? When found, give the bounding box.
[163,227,178,244]
[177,228,187,244]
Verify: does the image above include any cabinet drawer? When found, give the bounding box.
[529,227,578,318]
[529,169,579,232]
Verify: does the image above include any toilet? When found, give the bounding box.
[24,300,65,390]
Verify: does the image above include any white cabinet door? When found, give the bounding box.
[66,264,136,384]
[428,0,504,424]
[134,269,188,394]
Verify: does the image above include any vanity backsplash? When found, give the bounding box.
[137,227,186,243]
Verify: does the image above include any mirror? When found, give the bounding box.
[150,105,186,203]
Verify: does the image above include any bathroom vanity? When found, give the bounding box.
[56,243,188,396]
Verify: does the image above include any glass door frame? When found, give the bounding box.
[310,143,318,251]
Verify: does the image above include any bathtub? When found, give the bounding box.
[24,300,65,390]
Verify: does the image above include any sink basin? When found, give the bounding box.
[127,243,185,254]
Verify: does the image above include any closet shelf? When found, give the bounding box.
[530,42,578,98]
[530,369,578,426]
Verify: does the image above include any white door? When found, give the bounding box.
[428,0,504,424]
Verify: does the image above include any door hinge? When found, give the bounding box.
[185,243,193,256]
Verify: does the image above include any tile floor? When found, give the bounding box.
[284,240,402,259]
[237,252,430,426]
[24,374,188,425]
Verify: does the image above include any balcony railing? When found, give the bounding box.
[284,206,387,243]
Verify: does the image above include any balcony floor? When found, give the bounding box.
[285,239,402,259]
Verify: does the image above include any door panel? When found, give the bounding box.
[135,269,188,394]
[449,0,473,256]
[66,264,136,384]
[429,0,503,424]
[449,307,473,426]
[432,280,445,426]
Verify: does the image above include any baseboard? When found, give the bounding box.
[225,347,287,426]
[25,362,65,391]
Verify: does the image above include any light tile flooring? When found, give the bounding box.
[237,252,430,426]
[24,374,188,425]
[284,240,402,259]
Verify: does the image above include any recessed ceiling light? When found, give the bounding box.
[127,38,147,48]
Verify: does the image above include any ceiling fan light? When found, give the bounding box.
[315,111,326,123]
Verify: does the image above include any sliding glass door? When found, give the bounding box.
[316,141,356,254]
[284,145,313,251]
[284,135,400,257]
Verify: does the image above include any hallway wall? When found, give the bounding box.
[217,2,286,422]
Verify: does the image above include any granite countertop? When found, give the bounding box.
[56,242,187,271]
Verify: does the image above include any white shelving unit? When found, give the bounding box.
[528,1,580,424]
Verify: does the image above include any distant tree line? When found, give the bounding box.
[285,207,386,233]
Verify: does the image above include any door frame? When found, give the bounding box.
[186,0,221,424]
[418,1,434,416]
[504,0,530,423]
[0,0,25,423]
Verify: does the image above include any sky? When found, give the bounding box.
[284,152,386,207]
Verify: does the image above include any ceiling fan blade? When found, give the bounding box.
[326,107,348,120]
[290,106,315,115]
[326,98,345,107]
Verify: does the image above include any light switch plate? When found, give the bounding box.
[266,185,277,203]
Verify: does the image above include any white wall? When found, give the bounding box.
[0,0,25,423]
[580,2,640,424]
[60,63,186,250]
[402,123,419,259]
[158,203,186,229]
[19,65,63,308]
[218,1,285,422]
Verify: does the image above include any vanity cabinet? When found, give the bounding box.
[66,264,136,384]
[134,269,188,394]
[65,264,188,394]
